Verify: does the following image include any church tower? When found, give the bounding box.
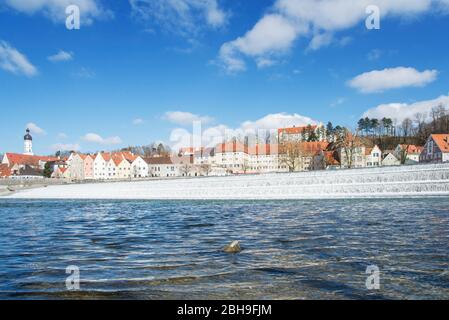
[24,128,33,155]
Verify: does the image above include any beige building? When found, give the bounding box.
[382,153,400,166]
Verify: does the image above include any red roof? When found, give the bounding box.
[121,151,137,162]
[300,142,329,154]
[278,125,318,135]
[0,164,11,177]
[431,134,449,153]
[247,144,279,155]
[59,167,68,174]
[4,153,57,167]
[111,153,124,166]
[216,142,247,153]
[399,144,424,154]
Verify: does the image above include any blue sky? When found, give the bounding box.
[1,0,449,155]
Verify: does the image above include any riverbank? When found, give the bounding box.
[3,163,449,200]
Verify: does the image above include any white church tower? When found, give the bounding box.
[24,128,33,155]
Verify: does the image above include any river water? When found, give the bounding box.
[0,199,448,299]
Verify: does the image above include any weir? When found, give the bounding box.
[4,163,449,200]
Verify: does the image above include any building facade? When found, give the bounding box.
[420,134,449,163]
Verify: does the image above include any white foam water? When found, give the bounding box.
[5,163,449,200]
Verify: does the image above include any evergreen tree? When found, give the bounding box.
[43,162,53,178]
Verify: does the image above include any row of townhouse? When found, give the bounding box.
[63,151,203,180]
[66,151,149,180]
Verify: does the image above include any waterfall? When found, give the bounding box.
[6,163,449,200]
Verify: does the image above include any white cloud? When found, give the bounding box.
[218,0,449,72]
[307,33,334,51]
[129,0,228,37]
[48,50,73,62]
[0,41,37,77]
[26,122,46,135]
[57,133,68,139]
[132,118,144,125]
[164,111,214,126]
[363,94,449,123]
[82,133,122,145]
[4,0,111,24]
[219,14,303,73]
[348,67,438,93]
[51,143,80,151]
[240,113,317,132]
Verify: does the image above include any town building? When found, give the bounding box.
[52,167,70,179]
[146,157,180,177]
[365,145,382,167]
[337,146,367,169]
[214,141,248,174]
[2,153,57,174]
[93,152,111,180]
[278,124,326,143]
[394,144,424,164]
[382,153,401,166]
[131,155,149,178]
[420,134,449,163]
[247,144,280,174]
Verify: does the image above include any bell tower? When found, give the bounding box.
[24,128,33,155]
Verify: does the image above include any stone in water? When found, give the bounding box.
[224,241,242,253]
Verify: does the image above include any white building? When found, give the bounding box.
[338,146,367,169]
[131,156,149,178]
[247,144,280,173]
[382,153,400,166]
[214,142,248,174]
[93,153,111,180]
[147,157,180,177]
[365,145,382,167]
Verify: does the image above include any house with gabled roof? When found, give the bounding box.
[93,152,111,180]
[394,144,424,164]
[420,134,449,163]
[365,145,382,167]
[52,166,70,179]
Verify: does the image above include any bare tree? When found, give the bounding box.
[398,144,410,165]
[401,118,413,137]
[200,164,212,176]
[180,164,191,177]
[335,128,363,169]
[279,142,306,172]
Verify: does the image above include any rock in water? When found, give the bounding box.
[224,241,242,253]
